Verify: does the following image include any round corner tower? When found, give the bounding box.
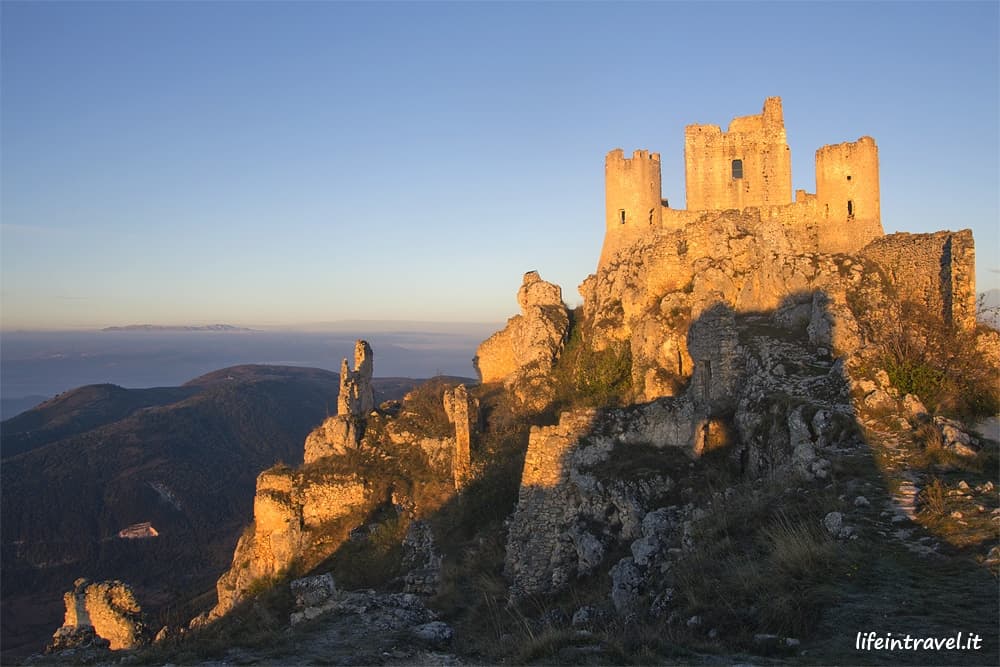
[601,148,663,266]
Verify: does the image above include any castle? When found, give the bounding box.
[600,97,883,267]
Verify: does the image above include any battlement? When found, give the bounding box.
[606,148,661,165]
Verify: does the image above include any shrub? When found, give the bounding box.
[918,477,947,518]
[552,310,633,408]
[871,300,999,419]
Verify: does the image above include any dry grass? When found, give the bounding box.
[918,477,947,519]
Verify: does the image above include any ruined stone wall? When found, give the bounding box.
[861,230,977,331]
[443,384,477,489]
[684,97,792,212]
[816,137,882,253]
[55,579,147,650]
[338,340,374,417]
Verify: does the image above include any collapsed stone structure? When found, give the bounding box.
[47,578,147,652]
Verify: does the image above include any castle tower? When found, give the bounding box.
[684,97,792,211]
[600,148,663,266]
[815,136,882,253]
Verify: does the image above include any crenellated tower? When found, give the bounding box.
[815,136,882,253]
[601,148,663,266]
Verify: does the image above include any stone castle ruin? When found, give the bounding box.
[601,96,881,264]
[596,97,975,335]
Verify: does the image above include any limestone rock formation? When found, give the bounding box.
[198,341,482,627]
[206,465,372,618]
[286,572,441,637]
[475,271,569,408]
[304,340,374,464]
[303,414,360,464]
[47,578,148,652]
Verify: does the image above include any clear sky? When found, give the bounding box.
[2,1,997,330]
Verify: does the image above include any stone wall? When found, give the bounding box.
[861,229,977,331]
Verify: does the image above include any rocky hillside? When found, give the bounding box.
[0,366,430,661]
[27,209,1000,665]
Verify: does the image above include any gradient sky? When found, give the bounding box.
[2,1,997,330]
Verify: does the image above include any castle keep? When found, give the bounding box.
[601,97,883,265]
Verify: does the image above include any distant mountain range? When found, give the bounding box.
[0,365,462,660]
[101,324,255,332]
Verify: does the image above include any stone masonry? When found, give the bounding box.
[443,384,478,489]
[338,340,375,417]
[600,97,885,267]
[50,578,147,651]
[862,229,977,332]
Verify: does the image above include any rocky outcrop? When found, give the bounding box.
[304,415,361,464]
[304,340,374,464]
[504,295,867,603]
[475,271,569,409]
[286,572,448,644]
[205,465,372,619]
[47,578,147,652]
[443,384,478,488]
[579,209,901,401]
[505,407,683,600]
[198,341,478,627]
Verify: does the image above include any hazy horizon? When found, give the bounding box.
[0,326,491,410]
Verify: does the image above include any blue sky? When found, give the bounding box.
[2,1,997,330]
